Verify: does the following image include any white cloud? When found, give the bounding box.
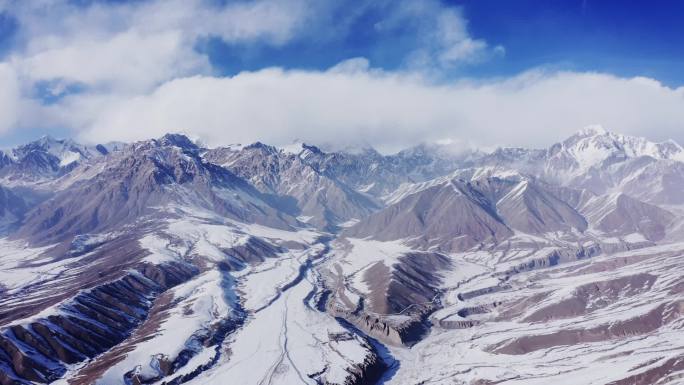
[4,0,491,97]
[378,1,502,70]
[0,63,19,134]
[194,0,309,45]
[58,65,684,152]
[0,0,326,139]
[1,0,682,152]
[18,29,208,93]
[3,0,312,96]
[12,0,308,46]
[435,9,502,66]
[0,0,509,146]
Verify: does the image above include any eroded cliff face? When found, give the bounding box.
[328,304,433,348]
[0,262,197,385]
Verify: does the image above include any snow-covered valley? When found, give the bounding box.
[1,129,684,384]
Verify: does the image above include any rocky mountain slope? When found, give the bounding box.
[480,126,684,204]
[0,127,683,385]
[203,142,379,230]
[0,136,121,186]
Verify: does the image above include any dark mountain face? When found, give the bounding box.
[204,142,381,230]
[14,135,296,246]
[1,129,684,385]
[345,179,514,252]
[1,136,95,183]
[344,170,596,251]
[298,142,472,198]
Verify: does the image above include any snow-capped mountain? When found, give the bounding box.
[203,141,379,230]
[298,141,474,198]
[15,134,298,247]
[1,128,683,385]
[479,126,684,202]
[0,136,122,186]
[547,125,684,175]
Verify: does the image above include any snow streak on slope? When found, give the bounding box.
[64,211,381,385]
[391,243,684,385]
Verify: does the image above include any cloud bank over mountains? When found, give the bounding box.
[0,0,683,151]
[71,66,684,152]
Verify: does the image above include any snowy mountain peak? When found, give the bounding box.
[573,124,608,138]
[157,133,201,151]
[334,143,381,156]
[468,165,527,182]
[22,135,77,153]
[243,141,280,154]
[559,126,684,169]
[13,135,90,168]
[299,143,324,159]
[278,139,306,155]
[657,138,684,160]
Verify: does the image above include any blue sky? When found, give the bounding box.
[0,0,683,151]
[458,0,684,85]
[198,0,684,86]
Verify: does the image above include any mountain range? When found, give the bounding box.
[0,127,683,385]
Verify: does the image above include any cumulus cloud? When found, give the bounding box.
[0,0,508,144]
[433,8,504,67]
[18,30,208,94]
[378,1,503,70]
[0,0,324,139]
[3,0,493,97]
[56,64,684,152]
[12,0,309,46]
[0,63,19,134]
[1,0,682,152]
[6,0,311,94]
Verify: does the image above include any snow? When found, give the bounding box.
[320,237,414,301]
[4,128,684,385]
[135,212,373,384]
[383,176,450,204]
[297,215,314,223]
[0,239,69,290]
[94,214,373,385]
[278,141,304,155]
[338,218,360,228]
[383,166,525,205]
[237,247,310,310]
[236,222,319,244]
[576,124,608,137]
[623,232,648,243]
[496,180,528,205]
[58,151,81,167]
[96,270,238,384]
[0,148,17,161]
[470,166,523,181]
[186,258,371,385]
[568,138,615,172]
[139,213,318,265]
[333,237,412,274]
[381,241,684,385]
[358,182,375,193]
[0,210,18,230]
[547,126,684,182]
[213,184,271,211]
[140,233,186,264]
